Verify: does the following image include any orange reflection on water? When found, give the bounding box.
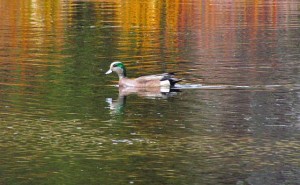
[0,0,298,85]
[105,0,293,66]
[0,0,67,89]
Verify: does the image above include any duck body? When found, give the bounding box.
[105,61,180,88]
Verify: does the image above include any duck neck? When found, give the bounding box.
[118,73,126,79]
[116,67,126,79]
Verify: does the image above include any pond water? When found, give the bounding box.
[0,0,300,184]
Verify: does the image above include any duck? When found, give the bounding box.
[105,61,181,88]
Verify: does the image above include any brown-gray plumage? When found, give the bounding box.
[105,61,181,88]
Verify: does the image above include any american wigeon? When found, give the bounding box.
[105,61,181,88]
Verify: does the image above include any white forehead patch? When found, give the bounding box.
[110,61,121,68]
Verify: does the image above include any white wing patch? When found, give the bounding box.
[160,80,171,87]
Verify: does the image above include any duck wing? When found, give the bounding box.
[135,73,181,87]
[134,74,163,83]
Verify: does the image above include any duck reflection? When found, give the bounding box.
[106,86,179,115]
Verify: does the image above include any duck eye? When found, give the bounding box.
[113,64,118,67]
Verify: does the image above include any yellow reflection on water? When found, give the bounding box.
[0,0,67,89]
[0,0,65,53]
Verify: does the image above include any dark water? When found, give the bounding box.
[1,0,300,184]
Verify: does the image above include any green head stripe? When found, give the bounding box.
[116,62,126,77]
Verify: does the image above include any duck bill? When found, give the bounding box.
[105,69,112,74]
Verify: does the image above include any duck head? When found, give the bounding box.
[105,61,127,79]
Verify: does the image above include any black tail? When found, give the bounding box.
[160,73,181,87]
[169,78,181,87]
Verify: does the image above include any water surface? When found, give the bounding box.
[0,0,299,184]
